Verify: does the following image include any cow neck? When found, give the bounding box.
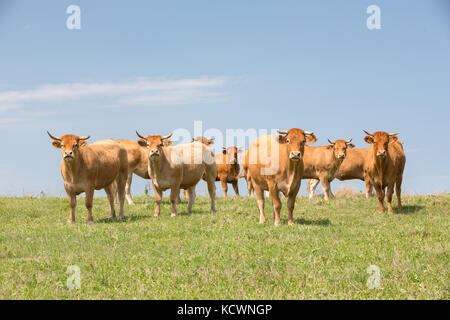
[372,147,388,186]
[61,152,83,183]
[148,150,166,180]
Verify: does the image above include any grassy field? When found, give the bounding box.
[0,193,448,299]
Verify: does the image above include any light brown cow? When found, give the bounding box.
[48,132,128,223]
[307,147,374,199]
[302,139,354,200]
[215,146,242,197]
[114,139,172,205]
[136,132,217,216]
[239,149,254,197]
[247,128,316,225]
[192,136,215,146]
[363,130,406,214]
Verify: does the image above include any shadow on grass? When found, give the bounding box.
[293,218,331,226]
[395,205,426,214]
[96,214,151,223]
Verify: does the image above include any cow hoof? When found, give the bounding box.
[259,219,265,224]
[87,220,94,225]
[171,213,176,217]
[274,222,281,227]
[288,221,294,226]
[67,220,74,224]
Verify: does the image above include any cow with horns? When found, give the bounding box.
[47,132,128,223]
[136,131,217,216]
[302,138,354,200]
[363,130,406,214]
[247,128,316,225]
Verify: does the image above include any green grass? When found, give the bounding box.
[0,193,448,299]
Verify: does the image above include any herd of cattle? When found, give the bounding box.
[47,128,406,225]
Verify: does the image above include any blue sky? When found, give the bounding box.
[0,0,449,196]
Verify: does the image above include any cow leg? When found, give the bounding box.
[319,175,331,201]
[253,183,265,224]
[365,178,374,198]
[125,173,134,205]
[104,184,116,219]
[220,178,228,198]
[396,175,403,209]
[308,179,320,199]
[268,184,282,226]
[116,173,127,220]
[153,183,162,217]
[204,164,217,213]
[232,180,239,196]
[287,194,296,225]
[186,186,196,213]
[68,194,76,223]
[84,188,95,224]
[170,187,180,217]
[386,183,395,214]
[374,184,385,212]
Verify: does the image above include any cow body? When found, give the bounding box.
[48,133,128,223]
[137,133,217,216]
[307,148,374,199]
[239,149,254,197]
[301,139,353,200]
[363,131,406,214]
[247,128,316,225]
[215,147,241,197]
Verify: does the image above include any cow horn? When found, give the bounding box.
[363,130,374,136]
[136,131,146,139]
[47,131,61,141]
[161,133,173,140]
[208,137,215,141]
[389,133,400,136]
[328,139,335,145]
[304,131,313,135]
[345,138,353,143]
[277,130,288,135]
[78,135,90,140]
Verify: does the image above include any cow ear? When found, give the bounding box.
[347,143,355,149]
[364,136,373,144]
[278,135,286,143]
[327,145,333,150]
[306,134,318,145]
[207,141,214,146]
[137,139,148,147]
[52,141,61,148]
[389,135,398,144]
[222,149,227,155]
[79,140,88,148]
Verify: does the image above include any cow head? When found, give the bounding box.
[136,131,173,159]
[192,136,215,146]
[327,139,353,160]
[363,131,399,158]
[278,128,316,161]
[47,131,90,161]
[222,146,242,164]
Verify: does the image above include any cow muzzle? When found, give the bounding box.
[63,151,74,160]
[338,154,346,160]
[149,149,160,158]
[376,150,387,158]
[289,151,302,160]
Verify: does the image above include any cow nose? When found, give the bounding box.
[150,149,159,156]
[338,154,346,159]
[376,150,386,157]
[289,151,302,159]
[64,150,73,157]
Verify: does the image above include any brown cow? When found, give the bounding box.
[302,139,354,200]
[239,149,254,197]
[248,128,316,225]
[136,132,217,216]
[48,132,128,223]
[363,130,406,214]
[192,136,215,146]
[115,139,172,205]
[307,147,374,199]
[216,146,242,197]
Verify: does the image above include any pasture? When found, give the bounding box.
[0,193,448,299]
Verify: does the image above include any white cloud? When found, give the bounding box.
[0,77,229,108]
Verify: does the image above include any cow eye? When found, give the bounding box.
[73,143,78,148]
[286,139,290,144]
